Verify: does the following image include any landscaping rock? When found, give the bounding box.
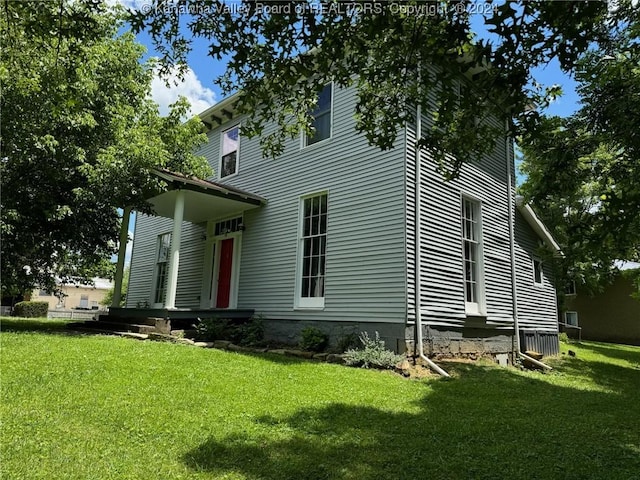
[227,343,252,352]
[267,349,287,355]
[313,353,329,361]
[326,354,345,364]
[214,340,232,349]
[148,333,175,342]
[176,338,195,346]
[397,359,412,377]
[194,342,214,348]
[284,349,315,359]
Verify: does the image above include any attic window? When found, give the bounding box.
[220,125,239,178]
[533,258,543,286]
[305,83,332,146]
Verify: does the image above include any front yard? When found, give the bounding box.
[1,317,639,479]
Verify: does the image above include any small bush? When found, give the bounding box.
[336,332,360,353]
[559,332,570,344]
[194,315,264,346]
[194,317,228,341]
[299,327,329,352]
[344,331,403,370]
[13,301,49,318]
[234,315,264,347]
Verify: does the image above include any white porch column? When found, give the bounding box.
[112,206,132,308]
[164,190,184,309]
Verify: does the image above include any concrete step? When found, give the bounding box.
[97,314,160,326]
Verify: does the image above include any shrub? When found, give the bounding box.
[559,332,570,344]
[194,315,264,346]
[344,332,403,370]
[233,315,264,347]
[194,317,228,341]
[336,332,360,353]
[299,326,329,352]
[13,301,49,318]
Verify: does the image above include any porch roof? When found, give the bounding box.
[148,169,266,223]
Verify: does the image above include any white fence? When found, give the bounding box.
[48,309,105,320]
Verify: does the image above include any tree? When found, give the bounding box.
[0,1,210,296]
[101,267,130,307]
[129,0,634,174]
[519,20,640,295]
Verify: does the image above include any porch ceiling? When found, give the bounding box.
[147,169,266,223]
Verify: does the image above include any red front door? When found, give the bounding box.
[216,238,234,308]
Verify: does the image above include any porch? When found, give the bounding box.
[111,168,267,311]
[70,307,255,336]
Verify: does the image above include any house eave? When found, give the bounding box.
[516,196,563,256]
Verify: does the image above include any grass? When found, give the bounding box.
[1,317,639,479]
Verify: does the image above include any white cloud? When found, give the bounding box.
[104,0,148,10]
[151,66,216,118]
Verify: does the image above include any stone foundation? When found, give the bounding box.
[405,324,515,359]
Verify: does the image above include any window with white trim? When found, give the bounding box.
[533,258,544,286]
[297,192,328,308]
[153,233,171,305]
[565,281,577,296]
[220,125,239,178]
[305,84,332,146]
[79,295,89,309]
[564,311,579,327]
[462,197,485,314]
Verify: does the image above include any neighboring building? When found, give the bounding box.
[563,273,640,346]
[33,278,113,311]
[124,83,561,357]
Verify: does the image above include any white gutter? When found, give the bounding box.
[505,122,521,355]
[506,121,552,371]
[414,103,449,378]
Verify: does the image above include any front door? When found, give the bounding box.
[216,238,234,308]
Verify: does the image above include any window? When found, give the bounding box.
[462,197,484,314]
[565,281,577,296]
[38,289,48,297]
[79,295,89,309]
[215,216,243,236]
[533,258,544,286]
[220,125,239,178]
[153,233,171,305]
[305,84,332,146]
[564,311,579,327]
[297,192,328,308]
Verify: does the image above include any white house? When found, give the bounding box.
[118,82,560,358]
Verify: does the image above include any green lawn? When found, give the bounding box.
[2,317,639,479]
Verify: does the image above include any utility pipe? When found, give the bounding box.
[415,103,450,377]
[504,120,553,371]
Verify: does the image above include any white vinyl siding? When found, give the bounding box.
[127,215,205,309]
[296,192,328,309]
[406,104,514,330]
[514,210,559,332]
[128,83,407,325]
